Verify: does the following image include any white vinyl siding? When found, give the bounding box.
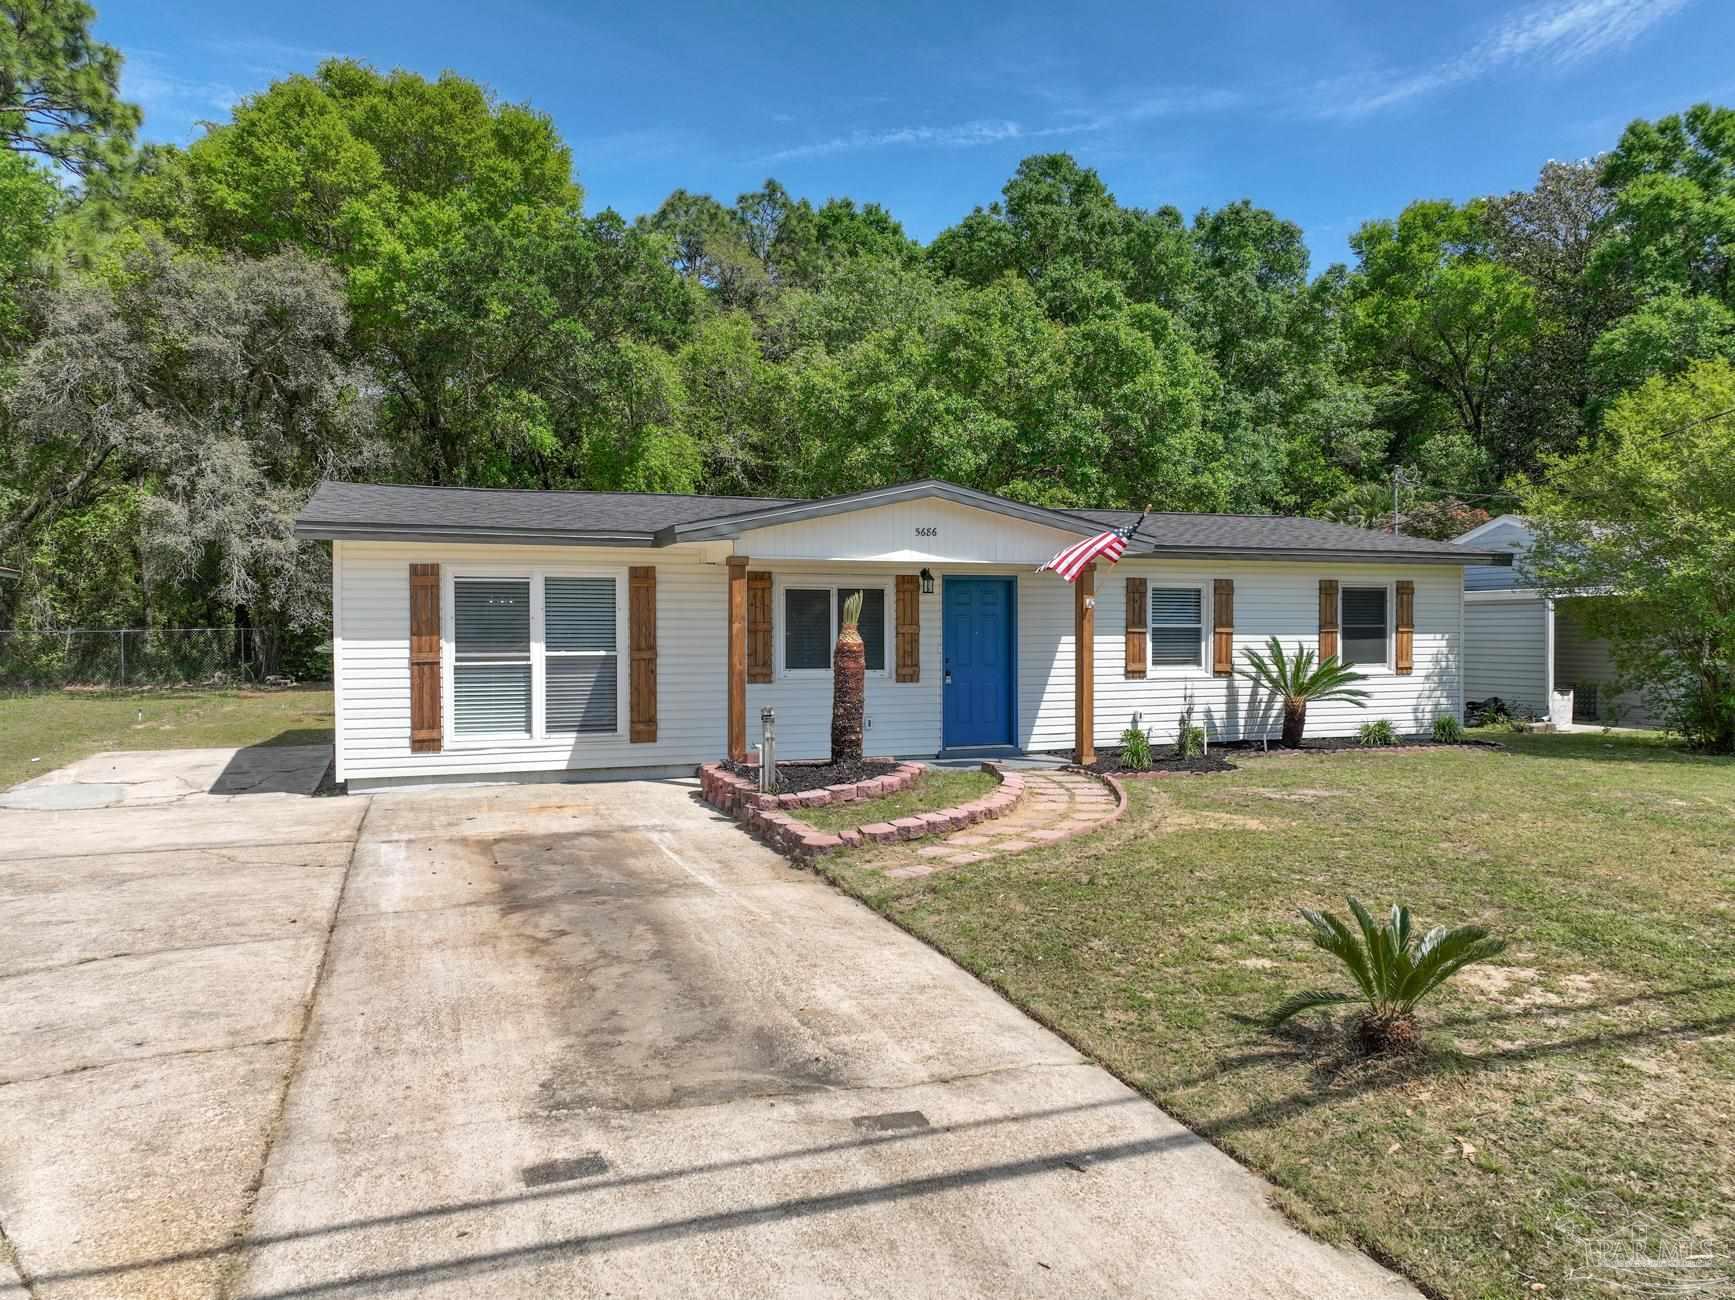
[330,541,1470,779]
[1462,596,1550,719]
[1020,560,1464,750]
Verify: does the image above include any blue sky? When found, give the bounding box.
[99,0,1732,269]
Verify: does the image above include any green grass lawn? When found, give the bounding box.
[799,767,999,834]
[822,731,1735,1300]
[0,686,335,788]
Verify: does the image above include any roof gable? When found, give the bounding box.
[661,480,1096,544]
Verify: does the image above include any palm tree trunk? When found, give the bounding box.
[831,628,865,762]
[1281,698,1307,748]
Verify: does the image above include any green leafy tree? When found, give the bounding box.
[0,148,55,339]
[1595,103,1735,306]
[1523,359,1735,751]
[0,0,139,175]
[1349,199,1539,480]
[0,245,379,654]
[1587,293,1735,412]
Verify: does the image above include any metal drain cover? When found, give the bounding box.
[521,1153,610,1187]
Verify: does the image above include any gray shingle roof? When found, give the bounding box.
[295,481,799,545]
[1074,510,1495,563]
[295,479,1509,564]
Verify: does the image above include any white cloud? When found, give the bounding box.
[760,88,1242,163]
[122,53,242,143]
[1314,0,1691,118]
[763,119,1029,162]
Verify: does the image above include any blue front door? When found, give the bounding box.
[942,577,1014,748]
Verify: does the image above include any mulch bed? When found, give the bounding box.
[1047,748,1237,776]
[1216,737,1499,754]
[721,757,899,796]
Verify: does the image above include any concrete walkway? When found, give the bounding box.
[887,768,1119,877]
[0,747,1418,1300]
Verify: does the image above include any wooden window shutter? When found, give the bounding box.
[746,571,773,683]
[1318,579,1340,661]
[1394,580,1415,676]
[895,574,920,682]
[628,566,658,742]
[408,563,442,753]
[1212,579,1234,676]
[1123,577,1147,677]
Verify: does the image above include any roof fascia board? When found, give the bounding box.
[1126,546,1511,566]
[662,480,1097,543]
[293,523,658,547]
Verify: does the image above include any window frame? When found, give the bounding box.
[1338,581,1394,673]
[774,578,891,680]
[1146,580,1209,674]
[442,565,629,747]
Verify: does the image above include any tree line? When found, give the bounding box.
[2,2,1733,685]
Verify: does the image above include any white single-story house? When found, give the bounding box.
[1455,514,1663,728]
[294,479,1511,789]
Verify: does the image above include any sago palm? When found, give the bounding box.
[1269,899,1507,1052]
[1237,636,1370,747]
[830,589,866,763]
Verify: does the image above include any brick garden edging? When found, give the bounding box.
[697,759,1027,863]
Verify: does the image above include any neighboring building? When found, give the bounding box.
[1455,514,1664,728]
[295,479,1510,789]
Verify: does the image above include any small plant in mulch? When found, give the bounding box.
[1119,724,1153,771]
[1432,714,1467,743]
[1267,898,1506,1054]
[1175,704,1206,758]
[721,757,898,795]
[1061,747,1237,776]
[1357,719,1398,747]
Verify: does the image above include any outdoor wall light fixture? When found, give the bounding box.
[919,568,935,594]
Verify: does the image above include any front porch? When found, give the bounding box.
[720,558,1102,766]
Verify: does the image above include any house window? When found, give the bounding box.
[1341,586,1389,667]
[782,585,887,673]
[1149,586,1203,668]
[837,587,885,672]
[453,578,531,736]
[784,588,832,670]
[544,577,617,733]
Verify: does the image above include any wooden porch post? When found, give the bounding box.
[1074,561,1096,765]
[727,556,749,762]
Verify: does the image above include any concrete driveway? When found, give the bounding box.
[0,747,1416,1299]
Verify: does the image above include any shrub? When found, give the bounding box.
[1119,724,1152,771]
[1432,714,1466,743]
[1357,719,1397,746]
[1175,704,1205,758]
[1237,637,1371,747]
[1268,899,1506,1053]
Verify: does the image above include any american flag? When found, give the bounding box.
[1038,512,1147,583]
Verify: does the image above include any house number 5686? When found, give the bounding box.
[915,526,938,537]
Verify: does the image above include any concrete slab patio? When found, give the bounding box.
[0,746,1419,1299]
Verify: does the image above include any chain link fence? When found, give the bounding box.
[0,628,287,691]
